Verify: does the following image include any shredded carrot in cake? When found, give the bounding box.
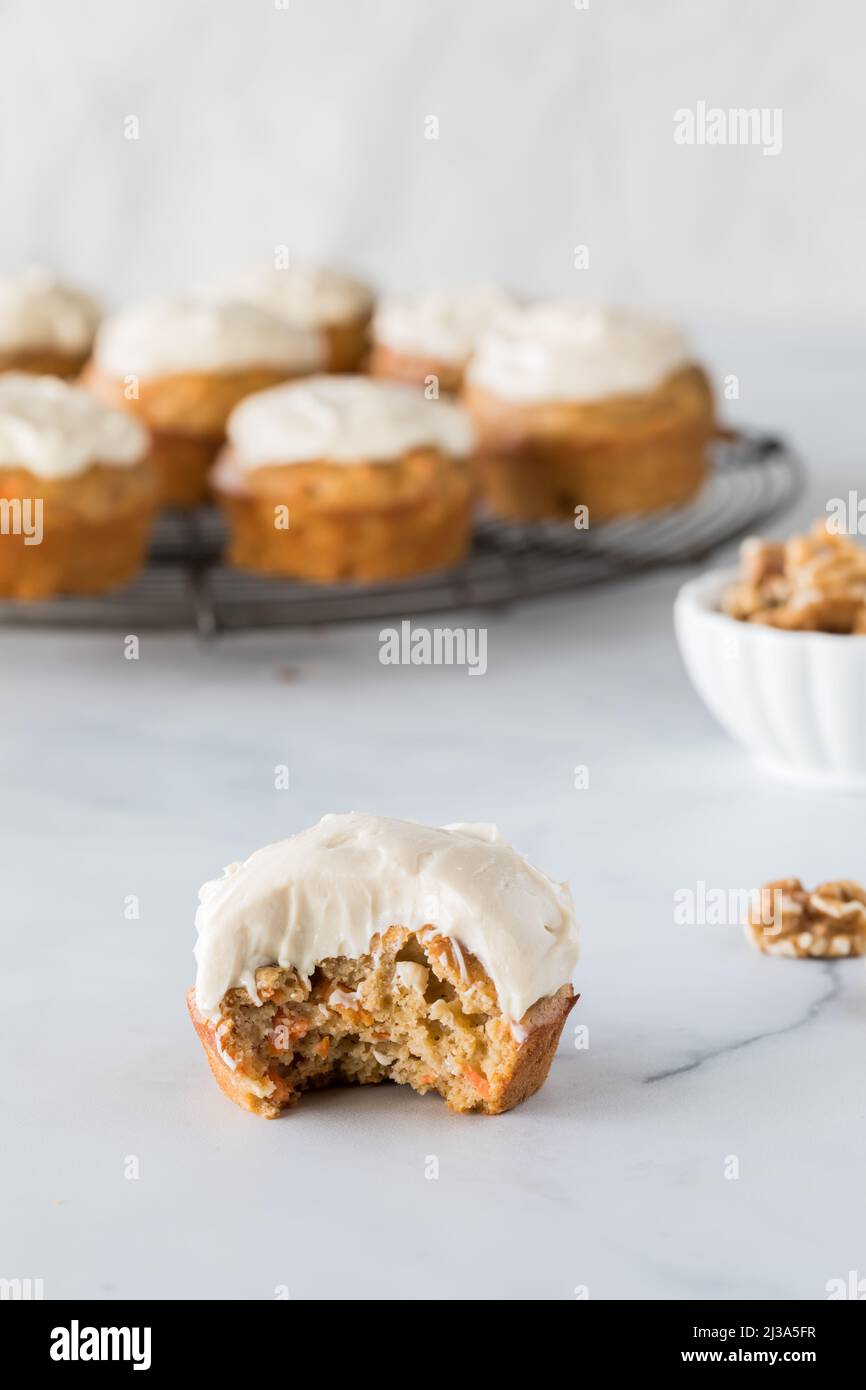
[463,1066,490,1097]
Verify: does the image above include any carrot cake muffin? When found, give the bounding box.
[463,302,714,522]
[82,297,324,508]
[188,813,579,1117]
[0,268,100,379]
[0,372,156,599]
[209,263,374,372]
[722,521,866,633]
[369,286,514,395]
[212,375,475,583]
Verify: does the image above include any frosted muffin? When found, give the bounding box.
[210,264,374,373]
[82,298,324,508]
[213,375,475,583]
[464,303,714,522]
[0,268,100,379]
[370,286,514,395]
[188,813,579,1117]
[0,373,155,599]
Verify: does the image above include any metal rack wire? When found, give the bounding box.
[0,430,802,634]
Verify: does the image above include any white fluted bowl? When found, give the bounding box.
[674,567,866,789]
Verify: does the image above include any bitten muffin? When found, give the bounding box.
[212,375,475,583]
[82,298,324,508]
[208,263,374,373]
[463,302,714,522]
[188,813,579,1117]
[369,286,514,395]
[0,372,156,599]
[0,268,100,379]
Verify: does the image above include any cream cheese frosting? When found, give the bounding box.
[93,297,325,379]
[467,301,693,403]
[225,374,474,470]
[209,263,373,328]
[194,813,579,1024]
[0,372,147,478]
[0,268,100,355]
[373,286,515,366]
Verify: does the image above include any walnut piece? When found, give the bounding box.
[723,521,866,633]
[746,878,866,958]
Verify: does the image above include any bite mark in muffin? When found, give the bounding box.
[189,927,576,1117]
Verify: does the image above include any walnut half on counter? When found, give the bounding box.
[746,879,866,958]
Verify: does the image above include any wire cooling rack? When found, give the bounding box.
[0,430,802,635]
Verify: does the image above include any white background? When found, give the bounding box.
[1,0,863,330]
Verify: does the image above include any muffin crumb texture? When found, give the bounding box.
[189,925,575,1117]
[724,521,866,633]
[746,879,866,958]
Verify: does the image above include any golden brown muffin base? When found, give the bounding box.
[0,346,90,380]
[214,446,474,583]
[187,924,576,1118]
[323,314,371,373]
[81,360,316,509]
[0,459,157,599]
[145,429,220,508]
[463,364,714,522]
[368,342,464,395]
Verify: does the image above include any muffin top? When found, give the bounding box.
[467,302,693,403]
[0,372,147,477]
[194,812,579,1024]
[226,374,474,470]
[93,297,325,380]
[372,286,514,366]
[209,263,374,328]
[0,268,100,356]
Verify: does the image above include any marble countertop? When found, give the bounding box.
[3,333,865,1300]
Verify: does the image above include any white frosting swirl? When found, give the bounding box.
[93,298,324,379]
[467,302,693,403]
[226,375,474,469]
[373,286,515,366]
[194,813,579,1024]
[0,268,100,355]
[209,263,373,328]
[0,372,147,478]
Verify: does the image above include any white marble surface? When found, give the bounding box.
[3,332,866,1300]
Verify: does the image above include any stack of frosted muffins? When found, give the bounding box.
[0,263,715,598]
